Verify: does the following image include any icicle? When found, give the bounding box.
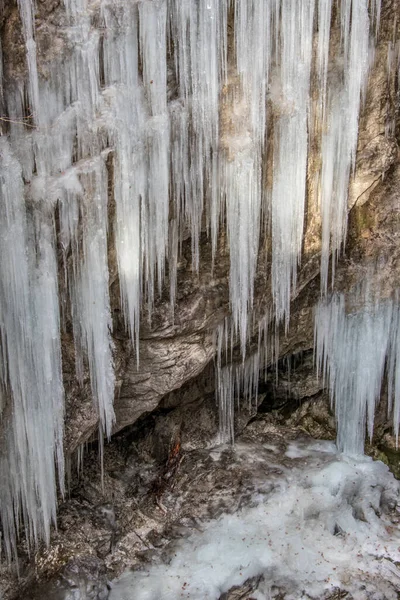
[388,302,400,447]
[168,218,179,320]
[222,155,261,355]
[108,0,170,342]
[139,0,170,308]
[234,0,274,153]
[76,443,85,476]
[219,0,276,352]
[102,4,144,354]
[79,162,115,438]
[16,0,41,125]
[215,319,266,442]
[314,289,400,455]
[0,139,64,561]
[271,0,315,327]
[215,350,262,444]
[320,0,371,293]
[317,0,333,117]
[216,365,235,444]
[370,0,382,35]
[169,0,227,269]
[60,158,115,439]
[386,40,400,138]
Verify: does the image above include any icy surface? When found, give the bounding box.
[109,440,400,600]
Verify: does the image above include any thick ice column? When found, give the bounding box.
[320,0,370,292]
[60,160,115,439]
[0,139,64,560]
[219,0,276,353]
[271,0,315,327]
[139,1,170,309]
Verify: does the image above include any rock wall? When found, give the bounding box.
[0,0,400,590]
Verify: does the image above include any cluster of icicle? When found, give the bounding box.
[214,314,279,443]
[215,283,400,456]
[0,0,384,560]
[315,289,400,456]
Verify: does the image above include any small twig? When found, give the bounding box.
[132,528,153,549]
[0,115,36,128]
[155,498,168,515]
[126,513,153,549]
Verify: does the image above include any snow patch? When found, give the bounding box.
[110,442,400,600]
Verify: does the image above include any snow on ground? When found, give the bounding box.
[109,440,400,600]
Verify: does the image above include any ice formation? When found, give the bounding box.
[0,0,390,560]
[271,0,314,327]
[0,138,64,561]
[319,0,371,292]
[109,440,400,600]
[315,291,400,455]
[214,315,279,442]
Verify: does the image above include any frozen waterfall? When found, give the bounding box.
[0,0,394,562]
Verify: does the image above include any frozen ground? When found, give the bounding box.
[109,440,400,600]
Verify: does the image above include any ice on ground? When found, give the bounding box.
[110,440,400,600]
[285,440,337,458]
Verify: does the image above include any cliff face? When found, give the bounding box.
[58,0,400,450]
[0,0,400,596]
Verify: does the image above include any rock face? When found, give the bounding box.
[69,0,400,449]
[1,0,400,597]
[0,0,397,448]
